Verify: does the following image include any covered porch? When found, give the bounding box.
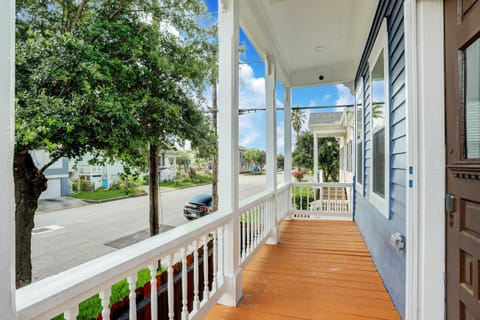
[0,0,450,319]
[206,220,400,320]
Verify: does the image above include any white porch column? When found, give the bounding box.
[0,0,17,317]
[217,0,241,307]
[283,87,292,184]
[265,53,278,244]
[313,132,319,183]
[404,1,445,320]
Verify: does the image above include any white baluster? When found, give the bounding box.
[127,274,138,320]
[181,248,188,320]
[246,211,251,254]
[212,230,218,293]
[260,202,264,239]
[300,186,303,210]
[148,263,158,320]
[241,214,246,260]
[64,306,78,320]
[193,241,200,312]
[202,236,209,302]
[166,255,174,320]
[217,226,224,286]
[99,288,111,320]
[253,207,257,248]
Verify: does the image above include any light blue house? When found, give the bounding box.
[31,150,70,199]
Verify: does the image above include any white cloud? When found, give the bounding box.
[335,84,354,105]
[239,64,265,109]
[238,64,267,149]
[239,113,261,148]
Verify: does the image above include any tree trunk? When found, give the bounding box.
[13,150,47,288]
[211,81,218,212]
[124,175,129,195]
[149,143,159,236]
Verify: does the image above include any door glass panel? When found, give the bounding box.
[465,37,480,159]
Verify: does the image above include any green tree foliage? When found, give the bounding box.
[292,132,339,181]
[277,154,284,170]
[243,148,266,170]
[14,0,214,286]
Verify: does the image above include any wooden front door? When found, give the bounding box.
[445,0,480,319]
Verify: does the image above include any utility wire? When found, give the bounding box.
[203,104,354,114]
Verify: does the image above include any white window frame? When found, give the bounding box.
[368,18,390,218]
[355,78,364,195]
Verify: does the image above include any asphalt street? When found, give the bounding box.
[32,173,284,281]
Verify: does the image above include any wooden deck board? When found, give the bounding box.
[206,220,400,320]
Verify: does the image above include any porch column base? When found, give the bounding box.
[266,225,279,245]
[218,268,243,307]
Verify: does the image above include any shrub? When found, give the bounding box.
[292,168,306,182]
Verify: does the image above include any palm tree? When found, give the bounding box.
[291,108,306,136]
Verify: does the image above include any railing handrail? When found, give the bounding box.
[291,182,353,188]
[16,209,234,319]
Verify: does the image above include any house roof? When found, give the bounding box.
[308,112,343,126]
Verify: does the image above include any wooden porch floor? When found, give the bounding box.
[206,220,400,320]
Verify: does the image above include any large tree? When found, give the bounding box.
[292,132,339,181]
[15,0,213,286]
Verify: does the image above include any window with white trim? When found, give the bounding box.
[368,19,390,216]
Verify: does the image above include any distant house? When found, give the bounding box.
[158,150,177,181]
[69,154,125,190]
[31,150,70,199]
[239,146,250,173]
[308,110,354,183]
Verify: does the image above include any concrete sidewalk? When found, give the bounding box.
[37,197,90,214]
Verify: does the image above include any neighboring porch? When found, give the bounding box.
[207,220,400,320]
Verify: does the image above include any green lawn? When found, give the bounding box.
[159,175,212,189]
[71,189,138,201]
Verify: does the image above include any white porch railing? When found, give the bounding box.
[16,184,291,320]
[290,182,353,220]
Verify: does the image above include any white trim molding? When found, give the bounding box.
[0,0,16,317]
[355,77,364,196]
[368,18,390,218]
[404,1,445,319]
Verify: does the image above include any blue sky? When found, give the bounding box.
[204,0,353,154]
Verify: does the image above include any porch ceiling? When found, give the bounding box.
[239,0,379,88]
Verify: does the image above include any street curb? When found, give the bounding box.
[75,183,211,204]
[159,182,211,191]
[80,193,148,204]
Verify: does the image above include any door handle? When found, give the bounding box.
[446,193,456,227]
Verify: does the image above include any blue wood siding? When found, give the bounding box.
[354,0,406,317]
